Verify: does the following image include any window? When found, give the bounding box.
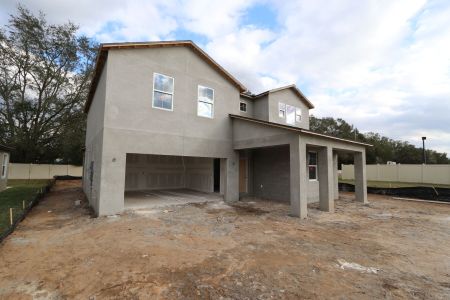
[240,102,247,112]
[153,73,174,110]
[295,108,302,122]
[279,102,286,118]
[308,152,317,180]
[198,85,214,118]
[286,104,296,125]
[1,154,8,179]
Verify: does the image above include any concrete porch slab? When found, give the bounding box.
[124,189,223,210]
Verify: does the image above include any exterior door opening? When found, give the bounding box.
[213,158,220,192]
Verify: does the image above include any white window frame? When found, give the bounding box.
[240,101,247,112]
[1,153,8,179]
[308,151,318,181]
[152,72,174,111]
[279,102,286,118]
[295,108,302,123]
[197,85,214,119]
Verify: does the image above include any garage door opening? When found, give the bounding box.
[124,153,222,210]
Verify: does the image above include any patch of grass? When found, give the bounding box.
[339,179,450,189]
[0,180,50,234]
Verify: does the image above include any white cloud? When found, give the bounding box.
[1,0,449,153]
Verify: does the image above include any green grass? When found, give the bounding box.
[339,179,450,189]
[0,180,50,234]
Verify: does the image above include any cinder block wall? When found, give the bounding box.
[250,146,319,203]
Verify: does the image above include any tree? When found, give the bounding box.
[0,6,97,164]
[310,115,450,164]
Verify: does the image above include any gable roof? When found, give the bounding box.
[241,84,315,109]
[84,40,247,113]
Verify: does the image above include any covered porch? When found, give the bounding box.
[231,115,370,219]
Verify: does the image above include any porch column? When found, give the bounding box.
[290,137,308,219]
[224,151,239,202]
[333,152,339,200]
[354,150,368,203]
[318,146,334,212]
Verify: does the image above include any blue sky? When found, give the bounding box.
[1,0,449,154]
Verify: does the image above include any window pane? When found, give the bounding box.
[198,101,213,118]
[278,102,285,118]
[153,91,173,110]
[154,73,174,93]
[286,105,296,125]
[309,166,317,180]
[309,152,317,165]
[199,86,213,103]
[296,108,302,122]
[240,102,247,112]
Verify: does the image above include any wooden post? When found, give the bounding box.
[9,208,13,225]
[23,200,25,210]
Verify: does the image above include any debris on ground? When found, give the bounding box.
[0,180,449,299]
[337,259,380,274]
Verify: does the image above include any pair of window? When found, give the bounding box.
[279,103,301,125]
[1,154,8,179]
[152,73,214,118]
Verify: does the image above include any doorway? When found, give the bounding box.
[213,158,220,192]
[239,158,248,193]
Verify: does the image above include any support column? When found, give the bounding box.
[224,151,239,202]
[333,152,339,200]
[354,150,368,203]
[290,137,308,219]
[318,146,334,212]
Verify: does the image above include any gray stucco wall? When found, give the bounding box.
[253,94,269,121]
[87,46,241,215]
[83,61,108,213]
[268,89,310,129]
[0,151,9,191]
[239,96,254,117]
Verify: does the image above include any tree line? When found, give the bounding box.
[310,116,449,164]
[1,6,448,166]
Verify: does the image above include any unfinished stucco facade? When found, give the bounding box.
[83,41,370,218]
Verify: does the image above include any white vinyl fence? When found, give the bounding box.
[8,163,82,180]
[342,164,450,185]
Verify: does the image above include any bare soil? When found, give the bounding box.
[0,180,449,299]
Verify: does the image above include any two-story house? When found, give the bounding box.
[83,41,370,218]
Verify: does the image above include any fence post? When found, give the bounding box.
[22,200,25,210]
[9,208,13,225]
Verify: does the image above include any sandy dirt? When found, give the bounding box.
[0,180,449,299]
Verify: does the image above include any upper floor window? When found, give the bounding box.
[308,152,317,180]
[240,102,247,112]
[278,103,286,118]
[295,108,302,122]
[198,85,214,118]
[1,153,8,179]
[286,104,296,125]
[153,73,174,110]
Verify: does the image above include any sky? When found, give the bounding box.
[1,0,449,154]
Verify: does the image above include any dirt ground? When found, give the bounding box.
[0,180,449,299]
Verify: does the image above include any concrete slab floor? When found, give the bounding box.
[124,188,223,210]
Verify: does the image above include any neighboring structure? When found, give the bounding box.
[0,144,12,191]
[83,40,370,218]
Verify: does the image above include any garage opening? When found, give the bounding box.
[124,153,222,210]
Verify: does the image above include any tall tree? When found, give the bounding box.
[0,6,97,164]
